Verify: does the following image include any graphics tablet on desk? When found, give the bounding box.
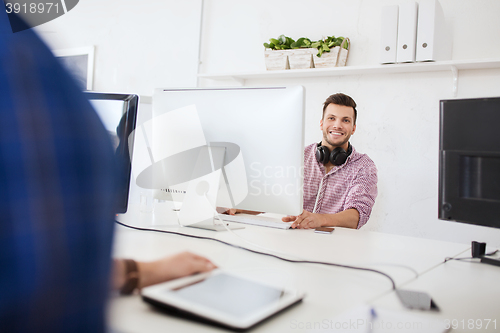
[141,270,304,331]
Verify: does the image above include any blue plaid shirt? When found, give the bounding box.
[0,12,117,333]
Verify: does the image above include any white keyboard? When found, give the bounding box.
[218,214,292,230]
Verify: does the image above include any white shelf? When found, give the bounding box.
[198,58,500,82]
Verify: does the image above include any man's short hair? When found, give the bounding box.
[322,93,357,124]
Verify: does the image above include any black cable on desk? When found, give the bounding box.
[444,257,479,263]
[115,220,397,290]
[444,249,499,263]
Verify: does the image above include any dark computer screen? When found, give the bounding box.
[439,97,500,228]
[84,92,139,213]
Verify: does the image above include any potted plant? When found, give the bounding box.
[263,35,316,70]
[311,36,350,68]
[287,37,316,69]
[263,35,294,70]
[263,34,350,70]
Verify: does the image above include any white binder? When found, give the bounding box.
[380,5,399,64]
[416,0,452,62]
[396,1,418,63]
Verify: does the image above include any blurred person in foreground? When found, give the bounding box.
[0,12,215,333]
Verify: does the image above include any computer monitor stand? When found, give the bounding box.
[178,145,244,231]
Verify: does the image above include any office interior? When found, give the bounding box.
[31,1,500,332]
[36,0,500,248]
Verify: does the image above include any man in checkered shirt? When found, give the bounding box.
[283,93,378,229]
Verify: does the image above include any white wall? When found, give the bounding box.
[37,0,203,96]
[36,0,500,248]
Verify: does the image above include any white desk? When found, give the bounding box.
[107,218,477,333]
[370,257,500,333]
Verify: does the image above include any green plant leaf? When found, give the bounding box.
[291,37,311,49]
[294,37,305,46]
[266,34,348,53]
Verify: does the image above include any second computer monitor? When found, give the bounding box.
[149,86,305,216]
[85,92,139,214]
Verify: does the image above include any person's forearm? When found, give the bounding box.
[222,208,261,215]
[111,259,127,291]
[111,259,165,291]
[111,259,145,291]
[111,252,218,293]
[236,209,261,215]
[322,208,359,229]
[135,261,162,289]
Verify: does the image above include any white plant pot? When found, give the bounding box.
[313,46,340,68]
[264,49,290,70]
[337,47,349,67]
[337,38,350,67]
[286,48,315,69]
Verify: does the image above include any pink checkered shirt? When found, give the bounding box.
[303,143,378,229]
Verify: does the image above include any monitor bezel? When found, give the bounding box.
[438,97,500,229]
[85,92,139,214]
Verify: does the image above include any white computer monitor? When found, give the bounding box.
[133,86,305,219]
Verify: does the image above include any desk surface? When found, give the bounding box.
[107,218,477,333]
[371,258,500,333]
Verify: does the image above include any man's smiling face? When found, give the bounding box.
[320,103,356,152]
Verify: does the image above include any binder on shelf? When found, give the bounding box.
[416,0,452,62]
[380,5,399,64]
[396,1,418,63]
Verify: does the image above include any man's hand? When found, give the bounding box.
[282,210,326,229]
[282,208,360,229]
[225,209,238,215]
[216,207,240,215]
[217,208,261,216]
[136,252,217,289]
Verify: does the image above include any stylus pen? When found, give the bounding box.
[367,307,377,333]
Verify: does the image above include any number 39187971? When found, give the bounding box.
[5,3,60,14]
